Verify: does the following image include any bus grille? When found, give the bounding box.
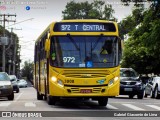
[62,70,110,78]
[69,87,102,93]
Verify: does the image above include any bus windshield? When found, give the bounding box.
[50,36,120,68]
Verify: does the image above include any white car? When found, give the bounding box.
[0,72,14,100]
[144,77,160,99]
[18,79,28,88]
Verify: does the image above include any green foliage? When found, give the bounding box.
[121,5,160,74]
[0,26,20,74]
[21,61,33,83]
[62,0,116,20]
[118,8,144,39]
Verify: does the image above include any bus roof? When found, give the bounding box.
[60,19,115,23]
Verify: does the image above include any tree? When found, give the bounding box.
[120,2,160,74]
[118,8,144,39]
[0,25,21,74]
[21,60,33,83]
[62,0,116,20]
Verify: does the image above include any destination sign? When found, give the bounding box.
[53,22,116,32]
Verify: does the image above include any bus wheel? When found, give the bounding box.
[98,97,108,106]
[37,91,43,100]
[47,96,57,105]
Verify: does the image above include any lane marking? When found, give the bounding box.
[25,102,36,107]
[14,92,23,102]
[0,102,11,107]
[146,105,160,110]
[142,103,160,105]
[107,104,118,110]
[122,104,145,111]
[110,102,135,104]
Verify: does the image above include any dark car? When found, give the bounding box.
[120,68,144,99]
[144,77,160,99]
[0,72,14,100]
[9,75,20,93]
[140,76,150,85]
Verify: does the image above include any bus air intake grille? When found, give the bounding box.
[62,70,110,78]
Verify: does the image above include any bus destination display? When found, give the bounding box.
[54,22,116,32]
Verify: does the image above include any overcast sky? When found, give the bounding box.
[0,0,151,67]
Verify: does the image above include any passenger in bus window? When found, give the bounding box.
[100,40,113,54]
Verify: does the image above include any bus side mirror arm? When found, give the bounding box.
[120,37,124,51]
[45,39,50,58]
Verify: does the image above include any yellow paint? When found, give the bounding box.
[34,19,121,99]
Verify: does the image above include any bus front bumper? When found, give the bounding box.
[49,82,119,97]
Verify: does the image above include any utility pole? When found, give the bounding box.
[12,28,22,75]
[8,28,13,75]
[0,14,16,72]
[7,28,22,75]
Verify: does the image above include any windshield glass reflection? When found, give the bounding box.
[50,36,120,68]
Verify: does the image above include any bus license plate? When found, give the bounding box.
[80,89,92,93]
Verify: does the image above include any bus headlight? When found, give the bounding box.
[109,77,119,86]
[51,76,57,82]
[57,79,64,87]
[51,77,64,87]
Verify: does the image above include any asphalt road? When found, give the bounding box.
[0,87,160,120]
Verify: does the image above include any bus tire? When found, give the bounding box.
[47,96,56,105]
[37,91,43,100]
[98,97,108,106]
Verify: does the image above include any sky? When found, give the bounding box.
[0,0,151,68]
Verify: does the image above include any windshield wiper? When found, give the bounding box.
[67,34,80,51]
[91,34,103,51]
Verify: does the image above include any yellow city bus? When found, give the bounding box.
[34,19,122,106]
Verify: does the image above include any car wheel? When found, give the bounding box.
[129,95,134,99]
[155,87,160,99]
[8,92,14,100]
[98,97,108,106]
[16,89,19,93]
[138,93,144,99]
[144,90,148,97]
[150,89,155,98]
